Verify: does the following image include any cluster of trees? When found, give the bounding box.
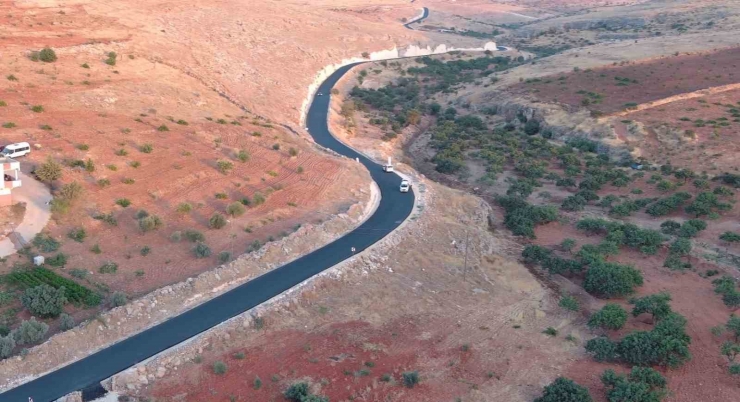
[575,218,664,255]
[523,243,643,298]
[586,295,691,368]
[713,276,740,309]
[685,191,732,217]
[718,315,740,375]
[406,55,515,93]
[659,219,706,238]
[0,318,49,359]
[497,195,558,238]
[645,192,692,216]
[284,382,329,402]
[602,367,667,402]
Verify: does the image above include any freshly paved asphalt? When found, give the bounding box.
[404,7,429,29]
[0,63,414,402]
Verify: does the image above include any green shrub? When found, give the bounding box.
[104,51,117,65]
[0,336,14,358]
[184,230,205,242]
[630,292,672,322]
[12,318,48,345]
[116,198,131,207]
[213,361,227,375]
[236,150,250,162]
[38,47,57,62]
[543,327,558,336]
[559,295,579,312]
[176,202,192,214]
[585,337,618,362]
[588,304,628,330]
[720,231,740,243]
[534,377,593,402]
[583,261,643,298]
[35,157,63,182]
[402,371,420,388]
[226,202,246,217]
[193,242,211,258]
[33,233,60,252]
[99,262,118,274]
[138,215,163,232]
[601,367,667,402]
[253,192,266,205]
[67,227,86,243]
[139,143,153,153]
[217,159,234,174]
[170,231,182,242]
[285,383,309,401]
[218,251,231,263]
[209,213,227,229]
[157,124,169,132]
[110,292,127,307]
[59,313,75,331]
[46,253,68,267]
[21,284,67,318]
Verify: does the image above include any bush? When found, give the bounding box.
[39,47,57,63]
[67,227,86,243]
[0,335,15,358]
[194,242,212,258]
[12,318,49,345]
[32,233,60,252]
[170,231,182,242]
[588,304,628,330]
[110,292,127,307]
[402,371,420,388]
[226,202,246,217]
[660,220,681,235]
[601,367,667,402]
[534,377,593,402]
[139,143,153,153]
[497,195,558,238]
[720,231,740,243]
[583,261,643,299]
[185,230,205,242]
[218,251,232,263]
[209,213,227,229]
[217,159,234,174]
[285,382,309,401]
[35,157,63,182]
[45,253,68,267]
[559,295,579,312]
[630,292,672,322]
[585,337,618,362]
[213,361,228,375]
[99,261,118,274]
[116,198,131,207]
[59,313,75,331]
[176,202,193,214]
[21,284,66,318]
[138,215,164,232]
[253,192,266,205]
[561,238,576,253]
[235,149,250,162]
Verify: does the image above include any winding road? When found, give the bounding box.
[0,64,415,402]
[403,7,429,30]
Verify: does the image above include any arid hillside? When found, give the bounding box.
[0,0,426,361]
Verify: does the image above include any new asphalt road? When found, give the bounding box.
[0,63,414,402]
[404,7,429,29]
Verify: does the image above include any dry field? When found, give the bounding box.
[510,47,740,114]
[144,183,580,402]
[0,0,425,356]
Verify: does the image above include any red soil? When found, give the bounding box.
[511,47,740,114]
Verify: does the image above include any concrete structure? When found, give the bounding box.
[0,157,21,206]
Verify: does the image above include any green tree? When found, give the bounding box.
[226,202,246,217]
[720,231,740,243]
[583,261,643,299]
[721,341,740,363]
[38,47,58,62]
[21,284,66,318]
[585,337,618,362]
[601,367,667,402]
[0,335,14,358]
[209,213,227,229]
[12,318,49,345]
[630,293,672,322]
[588,304,628,330]
[727,315,740,342]
[534,377,593,402]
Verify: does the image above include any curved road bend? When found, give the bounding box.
[404,7,429,30]
[0,64,414,402]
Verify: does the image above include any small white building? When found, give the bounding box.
[0,157,22,207]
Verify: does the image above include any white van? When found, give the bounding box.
[1,142,31,158]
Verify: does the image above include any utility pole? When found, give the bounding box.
[462,228,470,280]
